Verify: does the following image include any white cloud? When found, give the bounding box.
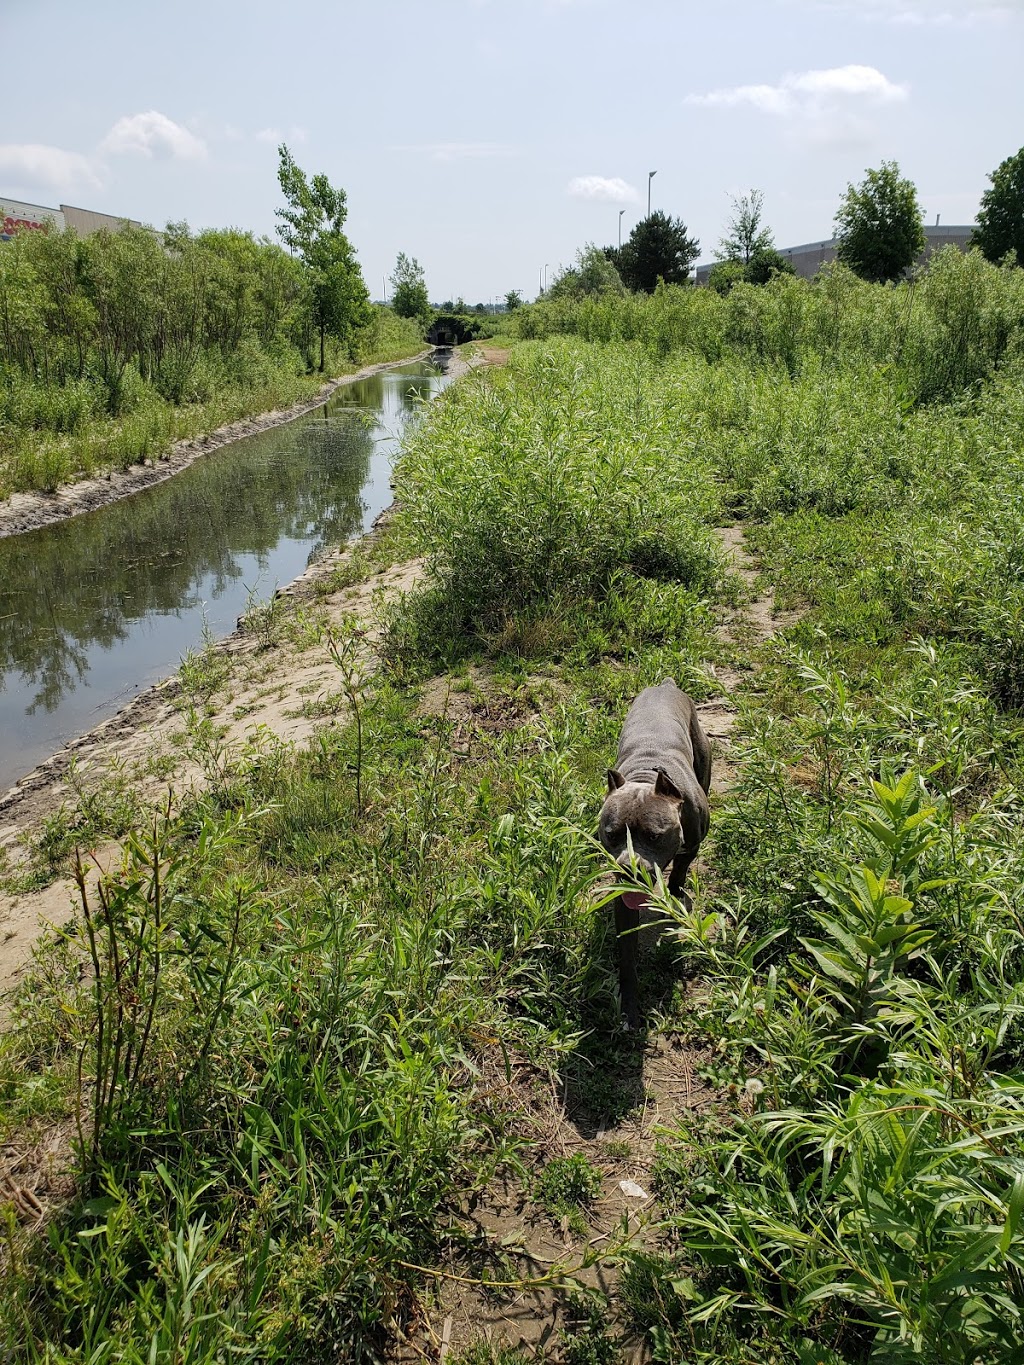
[0,142,103,193]
[567,175,640,204]
[686,64,908,116]
[100,111,207,161]
[255,125,308,146]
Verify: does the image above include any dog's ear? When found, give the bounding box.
[607,768,626,792]
[654,767,683,800]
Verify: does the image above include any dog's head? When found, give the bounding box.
[599,766,685,882]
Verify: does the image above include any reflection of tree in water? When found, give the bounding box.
[13,586,94,716]
[0,397,387,713]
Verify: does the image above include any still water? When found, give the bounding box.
[0,360,448,792]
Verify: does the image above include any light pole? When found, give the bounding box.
[648,169,657,218]
[544,262,550,292]
[618,209,625,247]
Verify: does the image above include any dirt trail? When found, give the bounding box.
[696,523,802,792]
[392,522,799,1362]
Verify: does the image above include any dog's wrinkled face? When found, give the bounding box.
[599,768,683,879]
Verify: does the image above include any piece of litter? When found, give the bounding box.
[619,1179,648,1199]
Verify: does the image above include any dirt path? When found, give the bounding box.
[391,522,799,1361]
[0,351,433,540]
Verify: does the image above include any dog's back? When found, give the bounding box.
[616,679,711,800]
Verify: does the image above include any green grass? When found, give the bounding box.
[4,263,1024,1363]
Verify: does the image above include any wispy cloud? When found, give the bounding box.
[567,175,640,204]
[100,111,207,161]
[686,64,907,115]
[0,143,103,194]
[0,109,210,202]
[393,141,518,161]
[686,64,909,148]
[255,125,308,147]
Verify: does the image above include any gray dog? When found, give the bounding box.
[599,679,711,1026]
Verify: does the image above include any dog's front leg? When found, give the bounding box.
[668,854,693,898]
[614,895,641,1028]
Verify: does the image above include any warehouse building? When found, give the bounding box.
[1,196,147,240]
[694,223,976,286]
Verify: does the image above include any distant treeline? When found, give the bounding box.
[0,222,422,495]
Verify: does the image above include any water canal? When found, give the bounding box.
[0,359,449,793]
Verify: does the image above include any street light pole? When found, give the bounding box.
[544,262,550,292]
[618,209,625,247]
[648,169,657,218]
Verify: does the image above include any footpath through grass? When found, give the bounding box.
[3,253,1024,1364]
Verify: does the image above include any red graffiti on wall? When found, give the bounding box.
[2,215,54,238]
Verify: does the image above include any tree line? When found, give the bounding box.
[0,144,421,440]
[541,143,1024,305]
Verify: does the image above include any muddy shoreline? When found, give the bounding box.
[0,350,434,540]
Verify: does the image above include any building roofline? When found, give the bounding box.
[695,223,976,271]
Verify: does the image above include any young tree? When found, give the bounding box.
[834,161,925,284]
[504,289,523,311]
[973,145,1024,266]
[276,144,369,371]
[617,211,699,293]
[718,189,775,266]
[547,245,625,301]
[389,253,430,323]
[710,191,795,290]
[748,246,795,285]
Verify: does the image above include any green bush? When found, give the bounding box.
[391,339,723,649]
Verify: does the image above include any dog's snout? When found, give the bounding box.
[616,849,655,878]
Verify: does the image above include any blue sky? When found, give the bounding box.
[2,0,1021,303]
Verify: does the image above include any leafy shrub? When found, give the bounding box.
[391,340,723,647]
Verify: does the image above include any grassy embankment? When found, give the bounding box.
[3,249,1024,1363]
[0,223,425,498]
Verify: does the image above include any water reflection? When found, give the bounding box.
[0,361,447,788]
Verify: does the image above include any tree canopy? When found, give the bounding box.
[615,212,699,293]
[547,245,626,301]
[973,145,1024,266]
[389,253,430,324]
[711,191,794,291]
[834,161,925,284]
[718,190,775,266]
[276,144,369,370]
